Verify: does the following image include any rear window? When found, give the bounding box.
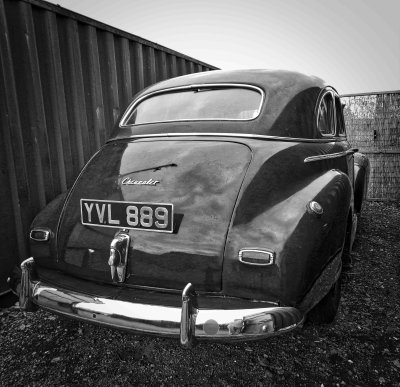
[121,86,263,126]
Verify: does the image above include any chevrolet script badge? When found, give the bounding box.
[121,178,160,185]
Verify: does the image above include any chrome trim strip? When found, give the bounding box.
[109,132,336,144]
[119,83,265,127]
[20,260,304,344]
[304,150,354,163]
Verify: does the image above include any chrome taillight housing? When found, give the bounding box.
[238,248,275,266]
[29,228,51,242]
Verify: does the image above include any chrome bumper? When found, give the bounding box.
[20,258,304,347]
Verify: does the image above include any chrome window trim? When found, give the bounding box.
[304,150,355,163]
[109,132,337,143]
[119,83,265,127]
[315,89,336,137]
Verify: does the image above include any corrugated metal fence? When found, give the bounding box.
[0,0,217,293]
[342,91,400,201]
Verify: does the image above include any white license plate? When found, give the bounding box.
[80,199,174,233]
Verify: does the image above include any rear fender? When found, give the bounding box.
[223,169,352,306]
[29,192,68,266]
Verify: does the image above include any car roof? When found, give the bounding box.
[114,69,333,141]
[143,69,327,95]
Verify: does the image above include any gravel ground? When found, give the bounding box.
[1,201,399,386]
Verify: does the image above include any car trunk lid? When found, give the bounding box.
[57,139,251,291]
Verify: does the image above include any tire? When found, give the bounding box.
[307,277,341,324]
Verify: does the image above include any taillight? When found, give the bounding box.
[29,228,51,242]
[238,248,275,266]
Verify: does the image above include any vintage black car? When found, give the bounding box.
[15,70,369,347]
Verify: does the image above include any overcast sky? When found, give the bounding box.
[45,0,400,95]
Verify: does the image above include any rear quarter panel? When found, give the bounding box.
[222,140,353,306]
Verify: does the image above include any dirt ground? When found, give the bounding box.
[1,201,399,386]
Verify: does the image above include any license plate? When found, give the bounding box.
[80,199,174,233]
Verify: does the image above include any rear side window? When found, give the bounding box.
[317,92,335,136]
[335,97,346,136]
[121,86,263,126]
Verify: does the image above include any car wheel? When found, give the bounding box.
[307,277,341,324]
